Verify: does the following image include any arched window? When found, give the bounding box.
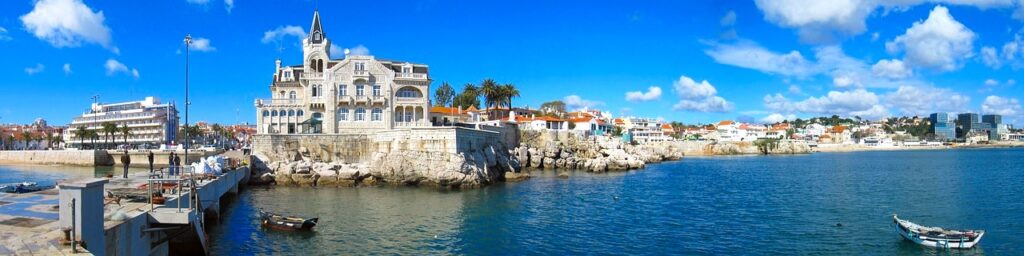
[338,108,348,121]
[312,112,323,120]
[271,110,278,116]
[262,110,269,117]
[288,110,295,116]
[372,108,382,121]
[355,108,366,121]
[317,59,324,72]
[289,91,297,99]
[396,87,423,98]
[310,59,316,71]
[297,110,304,116]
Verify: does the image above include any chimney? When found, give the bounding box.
[275,59,282,72]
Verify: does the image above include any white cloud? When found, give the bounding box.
[984,79,999,86]
[764,89,890,120]
[330,44,343,59]
[720,10,737,26]
[104,59,135,77]
[883,85,970,115]
[761,113,797,124]
[347,45,370,56]
[871,32,880,42]
[261,25,306,44]
[564,95,604,111]
[0,27,10,41]
[982,95,1022,116]
[190,37,216,52]
[707,42,919,88]
[671,75,733,112]
[63,63,71,75]
[224,0,234,12]
[25,64,44,75]
[705,41,816,77]
[788,85,803,94]
[981,46,1001,68]
[186,0,210,4]
[872,59,912,79]
[625,86,662,102]
[131,69,139,79]
[20,0,114,50]
[886,6,976,72]
[753,0,1015,43]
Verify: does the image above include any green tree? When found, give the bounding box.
[101,122,117,149]
[540,100,566,114]
[19,131,32,150]
[433,81,455,107]
[452,83,481,109]
[74,126,88,149]
[502,83,520,109]
[480,78,499,111]
[4,135,13,150]
[120,124,132,147]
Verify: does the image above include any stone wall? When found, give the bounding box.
[106,150,216,168]
[0,150,112,166]
[252,134,373,163]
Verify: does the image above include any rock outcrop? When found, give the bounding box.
[249,143,521,189]
[512,134,683,173]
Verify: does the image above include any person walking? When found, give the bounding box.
[147,151,155,173]
[121,151,131,179]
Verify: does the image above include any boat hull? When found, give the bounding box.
[259,210,318,232]
[893,215,983,249]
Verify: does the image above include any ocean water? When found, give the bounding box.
[0,164,149,185]
[9,149,1022,255]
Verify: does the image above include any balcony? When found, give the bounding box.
[352,70,370,79]
[255,98,304,107]
[302,72,324,80]
[395,73,427,80]
[395,96,425,103]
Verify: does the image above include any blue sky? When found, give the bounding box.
[1,0,1023,126]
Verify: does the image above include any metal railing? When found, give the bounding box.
[255,98,305,106]
[147,165,198,212]
[396,73,427,79]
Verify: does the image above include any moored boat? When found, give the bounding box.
[0,182,55,194]
[259,209,318,231]
[893,214,984,249]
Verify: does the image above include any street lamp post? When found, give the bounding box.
[91,95,98,150]
[184,34,192,170]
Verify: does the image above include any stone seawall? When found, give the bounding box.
[671,140,811,155]
[106,150,217,168]
[250,127,521,188]
[0,150,113,166]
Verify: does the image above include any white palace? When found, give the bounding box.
[255,11,431,135]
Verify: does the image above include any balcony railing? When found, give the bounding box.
[303,72,324,80]
[255,98,304,106]
[396,73,427,79]
[353,70,368,76]
[395,97,424,102]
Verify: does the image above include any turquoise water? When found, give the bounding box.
[0,164,149,185]
[7,149,1022,254]
[206,148,1024,255]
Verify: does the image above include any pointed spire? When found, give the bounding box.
[309,10,325,44]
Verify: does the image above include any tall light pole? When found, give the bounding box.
[184,34,192,169]
[91,95,99,150]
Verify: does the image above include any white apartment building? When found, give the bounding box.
[254,11,431,135]
[64,96,179,148]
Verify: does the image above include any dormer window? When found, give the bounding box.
[354,62,366,71]
[402,67,411,73]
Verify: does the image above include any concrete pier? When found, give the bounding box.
[0,163,249,255]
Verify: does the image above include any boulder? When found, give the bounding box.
[316,176,340,187]
[504,171,531,182]
[292,173,318,187]
[274,172,294,185]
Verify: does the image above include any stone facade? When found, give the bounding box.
[254,11,432,135]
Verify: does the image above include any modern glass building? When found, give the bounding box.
[929,113,955,141]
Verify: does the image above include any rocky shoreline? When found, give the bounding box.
[248,131,812,189]
[249,143,521,189]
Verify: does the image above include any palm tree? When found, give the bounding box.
[101,122,117,149]
[480,79,499,111]
[33,134,44,150]
[75,126,88,149]
[4,135,13,150]
[19,131,31,150]
[119,124,132,148]
[211,124,223,148]
[502,83,520,119]
[86,130,99,150]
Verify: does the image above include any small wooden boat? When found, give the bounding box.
[259,209,318,231]
[893,215,984,249]
[0,182,55,194]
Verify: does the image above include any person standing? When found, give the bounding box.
[173,153,182,175]
[147,151,155,173]
[168,152,177,175]
[121,151,131,179]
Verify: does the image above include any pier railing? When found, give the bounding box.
[147,165,198,212]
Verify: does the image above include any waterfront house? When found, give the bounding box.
[254,11,431,135]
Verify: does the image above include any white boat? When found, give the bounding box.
[893,215,984,249]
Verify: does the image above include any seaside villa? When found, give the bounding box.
[254,11,431,135]
[251,11,517,163]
